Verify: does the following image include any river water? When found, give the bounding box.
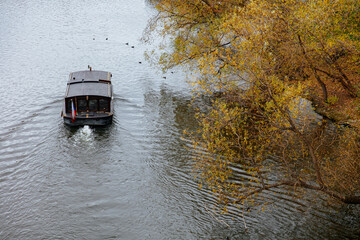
[0,1,359,239]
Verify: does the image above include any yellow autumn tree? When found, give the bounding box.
[145,0,360,206]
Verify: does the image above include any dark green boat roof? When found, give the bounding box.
[69,70,111,83]
[65,70,112,98]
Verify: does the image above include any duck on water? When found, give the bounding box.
[61,66,114,126]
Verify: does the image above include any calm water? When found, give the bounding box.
[0,1,359,239]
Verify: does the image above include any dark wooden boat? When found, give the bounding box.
[62,69,113,126]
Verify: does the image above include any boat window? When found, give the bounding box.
[89,99,98,111]
[66,99,72,113]
[99,99,110,112]
[78,99,87,112]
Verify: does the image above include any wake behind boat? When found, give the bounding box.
[61,68,114,126]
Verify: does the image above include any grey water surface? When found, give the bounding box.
[0,0,359,239]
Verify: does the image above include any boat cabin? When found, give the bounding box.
[62,70,113,126]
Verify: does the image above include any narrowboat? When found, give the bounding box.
[61,68,113,126]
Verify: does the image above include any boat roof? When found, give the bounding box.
[65,70,112,98]
[69,70,111,83]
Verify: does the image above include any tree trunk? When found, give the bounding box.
[343,195,360,204]
[297,35,328,102]
[313,69,328,102]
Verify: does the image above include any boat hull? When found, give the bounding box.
[63,115,113,127]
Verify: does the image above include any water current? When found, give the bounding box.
[0,0,359,239]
